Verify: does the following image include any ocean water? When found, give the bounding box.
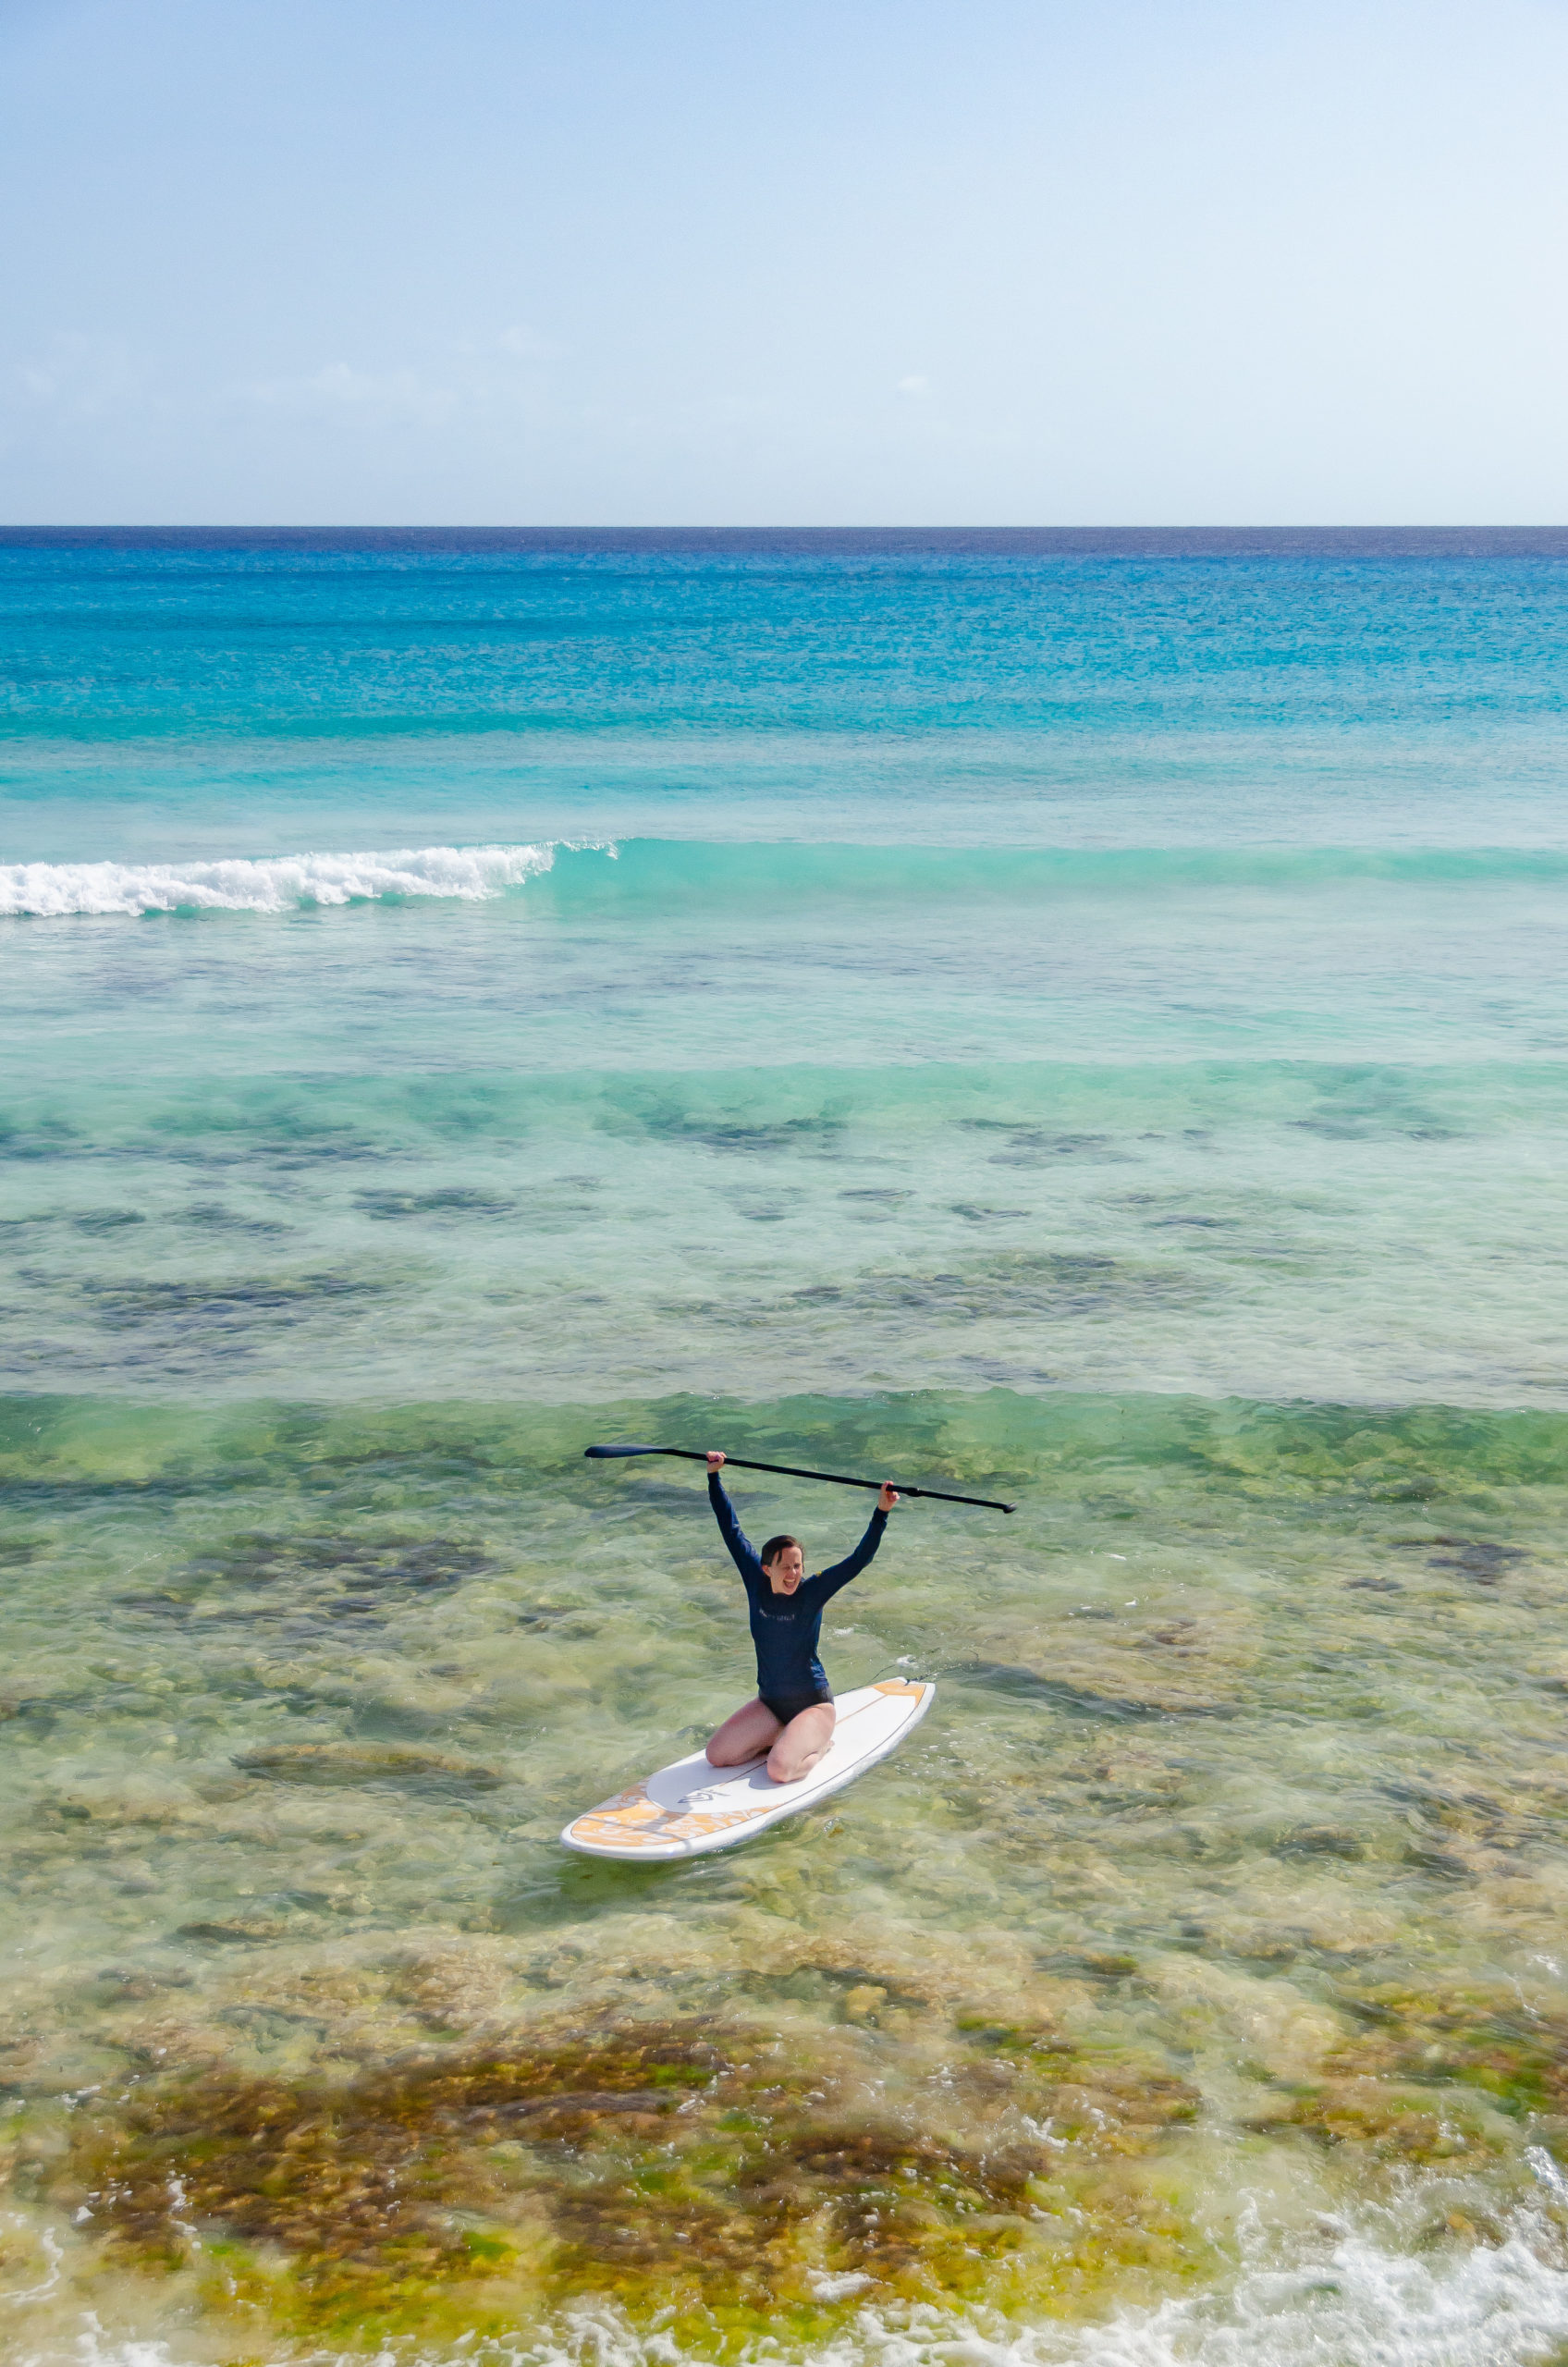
[5,528,1568,2367]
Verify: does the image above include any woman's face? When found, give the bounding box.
[764,1543,805,1595]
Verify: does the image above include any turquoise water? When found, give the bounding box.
[5,529,1568,2366]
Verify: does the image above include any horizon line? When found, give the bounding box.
[4,521,1567,540]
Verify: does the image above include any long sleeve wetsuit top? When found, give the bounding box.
[709,1470,887,1711]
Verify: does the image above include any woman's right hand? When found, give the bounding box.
[706,1451,726,1470]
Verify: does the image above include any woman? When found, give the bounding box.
[703,1449,899,1784]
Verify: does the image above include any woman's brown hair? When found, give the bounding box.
[761,1534,801,1567]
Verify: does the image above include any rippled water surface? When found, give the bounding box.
[4,530,1568,2367]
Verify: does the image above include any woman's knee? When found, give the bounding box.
[708,1718,766,1767]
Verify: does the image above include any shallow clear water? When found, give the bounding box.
[4,530,1568,2367]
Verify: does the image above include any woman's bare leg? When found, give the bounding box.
[706,1697,783,1767]
[766,1701,836,1784]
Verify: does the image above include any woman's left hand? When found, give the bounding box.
[877,1481,900,1512]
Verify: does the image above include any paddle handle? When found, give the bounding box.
[584,1442,1015,1515]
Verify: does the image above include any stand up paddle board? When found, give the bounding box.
[561,1677,935,1860]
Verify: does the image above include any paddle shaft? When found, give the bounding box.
[584,1442,1015,1514]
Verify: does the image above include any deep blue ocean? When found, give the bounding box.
[5,529,1568,2366]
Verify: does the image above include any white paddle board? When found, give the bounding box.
[561,1677,935,1860]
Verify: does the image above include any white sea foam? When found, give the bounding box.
[0,843,565,918]
[510,2231,1568,2367]
[983,2228,1568,2366]
[20,2226,1568,2367]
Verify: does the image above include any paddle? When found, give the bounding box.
[584,1442,1016,1514]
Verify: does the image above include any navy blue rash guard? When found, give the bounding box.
[708,1471,888,1714]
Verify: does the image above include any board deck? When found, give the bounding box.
[560,1677,935,1860]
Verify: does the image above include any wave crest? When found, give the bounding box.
[0,841,565,917]
[7,835,1567,921]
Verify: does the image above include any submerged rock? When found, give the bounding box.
[966,1600,1258,1715]
[49,1773,203,1826]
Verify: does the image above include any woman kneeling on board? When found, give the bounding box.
[704,1450,899,1784]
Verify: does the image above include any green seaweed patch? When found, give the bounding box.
[1253,2075,1499,2164]
[1251,1980,1568,2160]
[52,2017,1210,2349]
[1331,1981,1568,2121]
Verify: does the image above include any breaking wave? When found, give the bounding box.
[0,841,569,917]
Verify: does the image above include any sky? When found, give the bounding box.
[2,0,1566,525]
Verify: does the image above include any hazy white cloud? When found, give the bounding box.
[495,325,565,362]
[239,361,458,421]
[237,333,563,424]
[4,331,149,416]
[897,374,930,397]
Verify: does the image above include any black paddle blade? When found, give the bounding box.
[583,1443,668,1458]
